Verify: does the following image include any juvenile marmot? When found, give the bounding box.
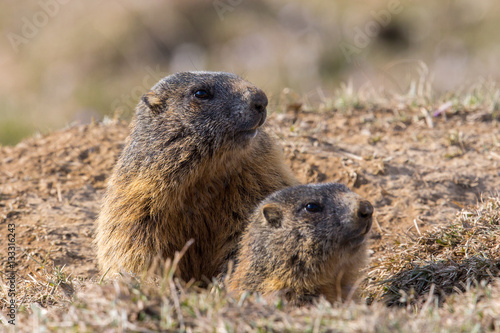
[95,71,298,281]
[228,183,373,305]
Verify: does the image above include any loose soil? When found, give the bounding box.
[0,107,499,297]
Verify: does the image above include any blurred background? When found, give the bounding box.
[1,0,499,145]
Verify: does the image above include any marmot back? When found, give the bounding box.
[95,71,298,281]
[228,183,373,305]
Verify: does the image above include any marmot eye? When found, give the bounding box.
[305,203,322,213]
[194,90,211,99]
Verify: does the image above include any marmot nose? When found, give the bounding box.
[250,89,268,114]
[357,200,373,220]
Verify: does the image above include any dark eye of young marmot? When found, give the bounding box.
[304,202,323,213]
[194,89,211,99]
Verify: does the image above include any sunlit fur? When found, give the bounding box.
[95,72,298,281]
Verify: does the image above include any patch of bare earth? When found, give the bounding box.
[0,121,128,279]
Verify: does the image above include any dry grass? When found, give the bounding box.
[320,73,500,120]
[366,196,500,308]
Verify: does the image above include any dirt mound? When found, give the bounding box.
[0,121,128,277]
[0,107,499,285]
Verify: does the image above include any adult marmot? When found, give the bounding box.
[95,71,298,281]
[228,183,373,305]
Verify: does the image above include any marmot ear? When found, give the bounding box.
[141,91,164,115]
[262,204,283,228]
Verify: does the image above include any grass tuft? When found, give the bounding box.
[367,196,500,307]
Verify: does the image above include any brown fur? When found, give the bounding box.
[228,183,373,305]
[95,71,298,281]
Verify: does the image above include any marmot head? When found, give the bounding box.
[245,183,373,280]
[138,71,268,152]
